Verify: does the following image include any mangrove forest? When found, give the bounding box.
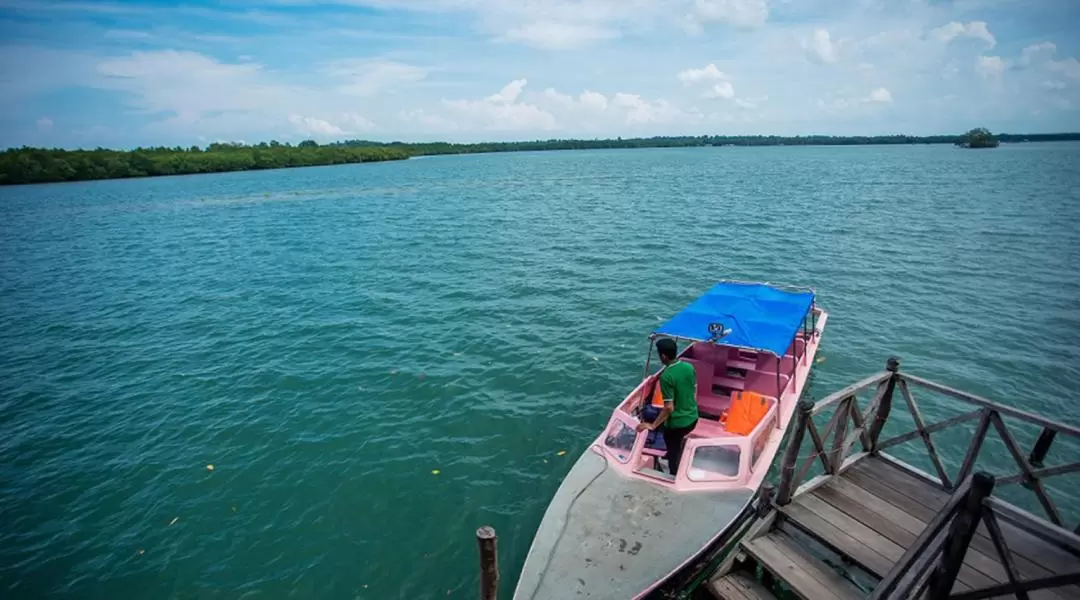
[2,131,1077,185]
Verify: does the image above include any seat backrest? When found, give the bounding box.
[679,358,713,400]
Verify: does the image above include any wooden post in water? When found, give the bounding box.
[757,484,775,518]
[776,401,813,506]
[868,357,900,452]
[477,526,499,600]
[927,472,995,599]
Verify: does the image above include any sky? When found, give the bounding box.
[1,0,1079,148]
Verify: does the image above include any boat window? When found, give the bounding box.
[603,420,637,464]
[687,445,741,481]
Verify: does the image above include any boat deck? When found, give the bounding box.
[705,361,1080,600]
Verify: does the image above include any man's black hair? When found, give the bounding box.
[656,338,678,361]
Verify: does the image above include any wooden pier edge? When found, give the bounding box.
[705,357,1080,600]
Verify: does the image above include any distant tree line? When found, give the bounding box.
[2,131,1077,185]
[0,141,409,185]
[955,128,1001,149]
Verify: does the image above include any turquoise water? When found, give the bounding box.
[2,144,1079,599]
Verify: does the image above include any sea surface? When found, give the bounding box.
[2,143,1080,599]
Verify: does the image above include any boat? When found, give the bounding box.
[513,281,827,600]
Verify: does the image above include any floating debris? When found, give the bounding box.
[417,373,426,381]
[592,356,599,361]
[206,464,215,471]
[137,549,145,556]
[169,517,179,526]
[557,450,567,456]
[431,469,441,475]
[543,459,548,464]
[231,506,237,513]
[816,356,827,364]
[390,369,398,375]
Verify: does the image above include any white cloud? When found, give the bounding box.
[36,116,53,130]
[288,114,345,136]
[868,87,892,103]
[976,55,1006,79]
[932,21,996,48]
[486,79,527,104]
[1042,81,1066,91]
[444,79,557,131]
[677,63,725,85]
[611,92,684,125]
[324,59,427,97]
[499,22,617,50]
[1019,42,1056,67]
[702,81,735,99]
[1049,58,1080,81]
[805,29,837,64]
[689,0,769,29]
[734,96,766,109]
[579,90,608,111]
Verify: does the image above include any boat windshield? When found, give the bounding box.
[603,419,637,464]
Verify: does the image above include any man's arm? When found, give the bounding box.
[638,373,675,431]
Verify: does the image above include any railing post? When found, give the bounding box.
[1029,428,1056,469]
[868,357,900,453]
[927,472,995,599]
[477,526,499,600]
[776,401,813,506]
[757,484,775,518]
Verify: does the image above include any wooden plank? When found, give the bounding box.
[989,411,1063,526]
[982,510,1029,600]
[742,532,863,600]
[957,409,993,486]
[812,371,891,414]
[947,573,1080,600]
[998,461,1080,486]
[898,379,952,488]
[842,459,1079,600]
[806,418,832,474]
[900,375,1080,438]
[811,481,1001,592]
[987,498,1080,554]
[877,408,984,451]
[708,572,777,600]
[783,494,903,576]
[827,397,852,472]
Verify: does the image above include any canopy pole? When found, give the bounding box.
[776,355,781,397]
[643,337,655,378]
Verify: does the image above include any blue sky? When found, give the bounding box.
[1,0,1078,148]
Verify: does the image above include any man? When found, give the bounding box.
[637,338,699,475]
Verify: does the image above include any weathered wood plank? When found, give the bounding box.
[987,498,1080,554]
[956,409,992,487]
[998,461,1080,486]
[811,480,998,592]
[742,532,863,600]
[877,408,984,451]
[812,371,892,414]
[842,458,1079,599]
[827,397,852,473]
[776,401,812,506]
[989,411,1063,526]
[900,374,1080,438]
[947,573,1080,600]
[897,378,952,489]
[782,495,901,577]
[981,510,1029,600]
[709,571,777,600]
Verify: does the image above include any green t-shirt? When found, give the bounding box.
[659,360,699,429]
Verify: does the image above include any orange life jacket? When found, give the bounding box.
[726,390,770,435]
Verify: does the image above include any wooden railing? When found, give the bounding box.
[776,357,1080,531]
[870,471,1080,600]
[773,357,1080,599]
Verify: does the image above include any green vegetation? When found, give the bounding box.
[3,130,1077,185]
[955,127,1001,149]
[0,142,409,185]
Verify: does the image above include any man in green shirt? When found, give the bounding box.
[638,338,699,475]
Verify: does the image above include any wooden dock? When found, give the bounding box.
[706,359,1080,600]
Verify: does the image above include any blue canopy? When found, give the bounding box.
[653,282,815,357]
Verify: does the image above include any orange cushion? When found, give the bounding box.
[726,391,769,435]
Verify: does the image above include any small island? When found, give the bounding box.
[956,127,1000,149]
